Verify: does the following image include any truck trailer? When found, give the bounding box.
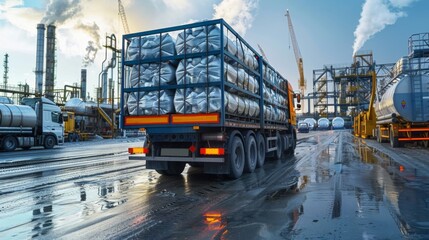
[0,97,64,151]
[122,19,299,179]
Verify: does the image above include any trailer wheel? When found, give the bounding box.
[156,162,186,176]
[389,128,399,148]
[244,131,257,173]
[2,136,18,151]
[285,133,296,156]
[44,135,56,149]
[256,132,266,168]
[275,132,283,160]
[228,135,245,179]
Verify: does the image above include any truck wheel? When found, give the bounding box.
[2,136,18,151]
[376,128,382,143]
[275,132,283,160]
[389,128,399,148]
[256,132,265,168]
[228,135,245,179]
[244,131,257,173]
[156,162,186,175]
[285,134,296,156]
[44,135,56,149]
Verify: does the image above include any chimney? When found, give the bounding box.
[45,24,56,101]
[81,69,87,101]
[35,24,45,96]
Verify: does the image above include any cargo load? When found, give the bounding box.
[122,19,299,179]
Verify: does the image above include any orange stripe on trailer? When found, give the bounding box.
[398,137,429,141]
[124,115,169,125]
[172,113,220,124]
[398,128,429,132]
[200,148,225,155]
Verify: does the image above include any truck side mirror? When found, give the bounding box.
[297,103,301,110]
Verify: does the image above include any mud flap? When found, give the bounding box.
[146,161,168,170]
[204,162,230,174]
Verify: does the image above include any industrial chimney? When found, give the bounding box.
[45,24,56,101]
[81,69,87,101]
[35,24,45,96]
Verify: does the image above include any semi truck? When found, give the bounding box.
[0,97,64,151]
[122,19,300,179]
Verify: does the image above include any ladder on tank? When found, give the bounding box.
[411,74,424,121]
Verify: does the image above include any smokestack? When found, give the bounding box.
[45,24,56,101]
[81,69,87,101]
[35,23,45,96]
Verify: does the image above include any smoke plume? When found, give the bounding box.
[42,0,82,25]
[213,0,259,36]
[77,22,101,67]
[82,41,98,67]
[352,0,418,56]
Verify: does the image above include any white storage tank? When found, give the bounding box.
[317,118,330,130]
[376,74,429,122]
[332,117,344,129]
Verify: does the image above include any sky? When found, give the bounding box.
[0,0,427,102]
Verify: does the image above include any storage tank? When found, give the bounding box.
[332,117,344,129]
[64,98,117,116]
[0,104,37,128]
[317,118,330,130]
[376,75,429,122]
[304,118,316,130]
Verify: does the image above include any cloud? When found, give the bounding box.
[352,0,419,56]
[42,0,82,25]
[213,0,259,36]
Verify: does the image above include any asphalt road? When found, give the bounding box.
[0,131,428,239]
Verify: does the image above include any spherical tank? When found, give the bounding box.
[317,118,330,129]
[0,104,37,127]
[332,117,344,129]
[376,75,429,122]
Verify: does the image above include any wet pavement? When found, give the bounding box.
[0,132,428,239]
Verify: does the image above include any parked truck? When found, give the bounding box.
[355,33,429,148]
[0,97,64,151]
[122,19,299,179]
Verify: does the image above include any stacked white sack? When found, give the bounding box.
[174,87,221,113]
[176,56,258,94]
[225,92,259,117]
[127,34,176,61]
[126,34,177,115]
[176,25,237,56]
[127,90,175,115]
[128,63,176,87]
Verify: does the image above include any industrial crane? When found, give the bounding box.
[257,44,269,63]
[118,0,130,34]
[285,10,305,111]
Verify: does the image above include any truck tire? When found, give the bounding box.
[2,136,18,151]
[275,132,283,160]
[228,135,245,179]
[285,134,296,156]
[256,132,265,168]
[244,131,257,173]
[376,128,381,143]
[389,128,399,148]
[156,162,186,175]
[44,135,56,149]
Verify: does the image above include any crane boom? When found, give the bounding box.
[285,10,305,101]
[257,44,269,63]
[118,0,130,34]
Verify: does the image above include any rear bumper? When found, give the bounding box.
[129,155,224,163]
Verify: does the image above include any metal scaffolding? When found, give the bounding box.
[312,52,395,118]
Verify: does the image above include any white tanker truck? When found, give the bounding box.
[374,74,429,147]
[0,97,64,151]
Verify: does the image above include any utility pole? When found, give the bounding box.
[3,53,8,87]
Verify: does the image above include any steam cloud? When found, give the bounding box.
[352,0,418,56]
[42,0,82,25]
[77,22,101,67]
[213,0,259,36]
